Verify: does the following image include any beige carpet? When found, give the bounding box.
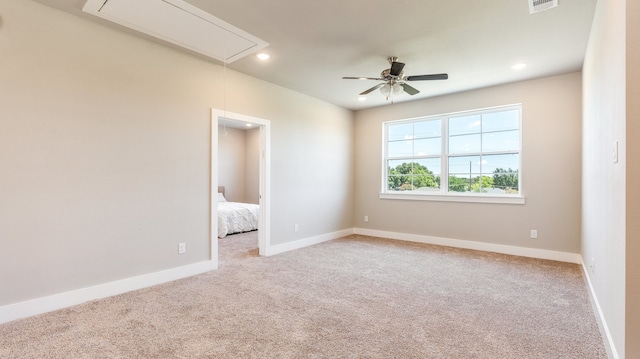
[1,232,608,358]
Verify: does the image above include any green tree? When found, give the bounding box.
[388,162,437,190]
[471,175,494,192]
[493,168,519,192]
[448,176,468,192]
[388,166,408,190]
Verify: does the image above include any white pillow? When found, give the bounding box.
[218,192,227,202]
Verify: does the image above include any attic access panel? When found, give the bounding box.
[83,0,269,63]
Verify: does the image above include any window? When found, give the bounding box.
[382,105,523,204]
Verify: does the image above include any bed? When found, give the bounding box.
[217,186,260,238]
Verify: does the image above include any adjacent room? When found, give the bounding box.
[217,119,260,242]
[1,0,638,358]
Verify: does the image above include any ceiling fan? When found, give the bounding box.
[342,57,448,100]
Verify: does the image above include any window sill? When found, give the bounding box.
[379,192,525,204]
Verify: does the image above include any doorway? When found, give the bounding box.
[211,109,270,268]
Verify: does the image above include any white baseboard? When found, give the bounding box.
[581,262,620,359]
[2,226,356,324]
[353,228,582,264]
[0,228,584,325]
[265,228,354,256]
[0,260,215,324]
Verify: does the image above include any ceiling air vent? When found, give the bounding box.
[82,0,268,63]
[529,0,558,14]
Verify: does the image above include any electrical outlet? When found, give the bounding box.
[589,257,595,272]
[178,242,186,254]
[364,215,369,222]
[294,224,299,232]
[530,229,538,239]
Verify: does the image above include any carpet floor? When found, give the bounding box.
[1,232,608,358]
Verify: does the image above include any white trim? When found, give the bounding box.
[354,228,581,263]
[258,122,271,256]
[380,192,525,204]
[265,229,354,256]
[581,261,620,359]
[0,261,213,324]
[210,120,219,270]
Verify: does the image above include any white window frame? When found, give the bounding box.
[380,104,525,204]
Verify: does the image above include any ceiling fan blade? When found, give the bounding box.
[405,73,449,81]
[400,83,420,95]
[342,76,384,80]
[359,83,385,95]
[389,61,405,77]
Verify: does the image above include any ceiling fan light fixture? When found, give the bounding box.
[392,83,403,95]
[380,83,391,96]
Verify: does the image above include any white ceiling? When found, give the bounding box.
[34,0,597,111]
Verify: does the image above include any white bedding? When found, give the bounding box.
[218,201,259,238]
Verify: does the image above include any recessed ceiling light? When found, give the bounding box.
[246,123,253,127]
[358,96,367,101]
[256,53,270,61]
[511,63,527,70]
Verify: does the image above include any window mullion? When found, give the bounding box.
[479,114,483,179]
[441,116,448,193]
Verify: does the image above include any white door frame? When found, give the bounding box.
[211,109,271,266]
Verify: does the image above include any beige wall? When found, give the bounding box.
[583,0,640,357]
[354,73,582,253]
[626,1,640,357]
[217,126,260,204]
[582,0,628,356]
[218,127,247,202]
[0,0,354,306]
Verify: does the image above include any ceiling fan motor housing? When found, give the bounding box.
[381,69,404,80]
